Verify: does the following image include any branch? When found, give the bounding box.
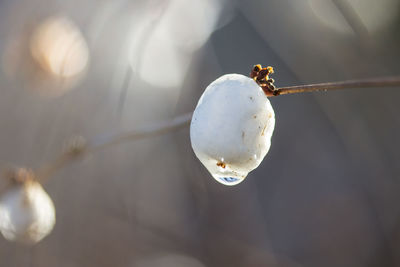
[34,75,400,181]
[89,112,192,152]
[35,112,192,182]
[275,76,400,96]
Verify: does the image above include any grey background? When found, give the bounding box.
[0,0,399,266]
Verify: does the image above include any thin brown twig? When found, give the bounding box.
[34,75,400,181]
[275,76,400,96]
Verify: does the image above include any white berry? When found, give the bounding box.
[190,74,275,186]
[0,180,56,244]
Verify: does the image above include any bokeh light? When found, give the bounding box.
[2,15,89,97]
[309,0,400,34]
[129,0,224,88]
[30,16,89,78]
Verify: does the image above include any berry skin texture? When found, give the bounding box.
[0,180,56,244]
[190,74,275,186]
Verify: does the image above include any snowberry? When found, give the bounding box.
[0,179,56,244]
[190,73,275,186]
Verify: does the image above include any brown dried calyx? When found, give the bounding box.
[5,168,35,185]
[250,64,278,96]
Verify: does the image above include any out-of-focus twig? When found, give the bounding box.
[89,112,192,152]
[331,0,369,39]
[35,112,192,182]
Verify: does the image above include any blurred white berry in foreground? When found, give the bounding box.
[190,74,275,186]
[0,179,56,244]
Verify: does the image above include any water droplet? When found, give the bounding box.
[214,176,244,186]
[221,177,237,182]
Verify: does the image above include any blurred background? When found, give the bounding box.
[0,0,400,266]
